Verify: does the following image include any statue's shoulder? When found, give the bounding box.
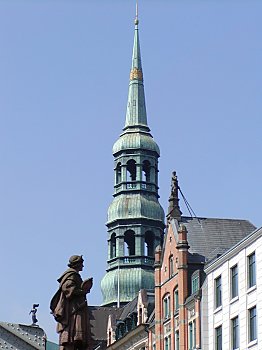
[57,268,79,285]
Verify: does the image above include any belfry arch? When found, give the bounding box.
[144,231,155,257]
[126,160,136,181]
[110,233,116,259]
[142,160,150,183]
[124,230,135,256]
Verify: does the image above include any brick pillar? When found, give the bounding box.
[148,327,153,350]
[176,224,189,350]
[154,245,162,350]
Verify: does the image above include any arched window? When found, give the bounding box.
[174,287,179,313]
[142,160,150,182]
[163,293,171,319]
[124,230,135,256]
[126,159,136,181]
[110,233,116,258]
[144,231,155,257]
[116,162,121,184]
[169,255,174,277]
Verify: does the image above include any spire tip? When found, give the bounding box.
[134,1,139,25]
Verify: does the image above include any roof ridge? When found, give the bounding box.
[182,215,255,223]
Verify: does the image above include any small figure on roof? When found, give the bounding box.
[29,303,39,325]
[167,171,182,221]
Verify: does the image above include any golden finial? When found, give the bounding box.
[134,1,139,25]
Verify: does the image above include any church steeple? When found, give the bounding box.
[124,6,148,131]
[101,9,165,307]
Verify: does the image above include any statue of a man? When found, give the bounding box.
[51,255,93,350]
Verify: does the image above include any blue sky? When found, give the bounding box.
[1,0,261,343]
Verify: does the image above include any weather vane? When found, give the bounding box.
[29,303,39,326]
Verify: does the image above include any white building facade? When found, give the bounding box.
[202,227,262,350]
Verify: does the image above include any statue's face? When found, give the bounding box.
[75,262,84,272]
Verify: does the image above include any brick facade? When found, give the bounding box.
[151,220,201,350]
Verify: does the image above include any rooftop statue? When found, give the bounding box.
[50,255,93,350]
[29,303,39,326]
[167,171,182,221]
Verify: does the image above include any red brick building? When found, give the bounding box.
[147,172,255,350]
[149,172,201,350]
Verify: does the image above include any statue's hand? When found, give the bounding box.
[82,278,93,293]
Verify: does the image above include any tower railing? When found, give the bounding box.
[108,256,155,268]
[114,181,156,193]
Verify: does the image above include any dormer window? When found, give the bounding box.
[191,270,200,294]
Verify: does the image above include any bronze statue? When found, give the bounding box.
[50,255,93,350]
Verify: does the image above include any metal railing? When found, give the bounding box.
[109,256,155,268]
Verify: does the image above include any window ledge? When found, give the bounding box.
[214,305,222,314]
[230,296,239,304]
[247,285,257,294]
[163,316,171,324]
[174,310,179,317]
[248,339,257,348]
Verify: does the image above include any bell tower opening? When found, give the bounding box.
[124,230,135,256]
[142,160,150,182]
[144,231,155,257]
[110,233,116,259]
[116,162,122,184]
[126,159,137,181]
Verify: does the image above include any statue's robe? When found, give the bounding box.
[54,268,92,350]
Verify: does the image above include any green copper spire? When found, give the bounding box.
[124,6,148,131]
[101,7,165,307]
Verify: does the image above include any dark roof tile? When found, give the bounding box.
[180,216,256,262]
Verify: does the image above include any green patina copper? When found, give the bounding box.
[101,268,155,306]
[101,13,165,307]
[112,132,160,155]
[108,194,164,223]
[124,18,148,130]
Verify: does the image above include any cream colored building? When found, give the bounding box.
[202,227,262,350]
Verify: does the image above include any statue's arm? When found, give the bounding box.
[62,277,86,299]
